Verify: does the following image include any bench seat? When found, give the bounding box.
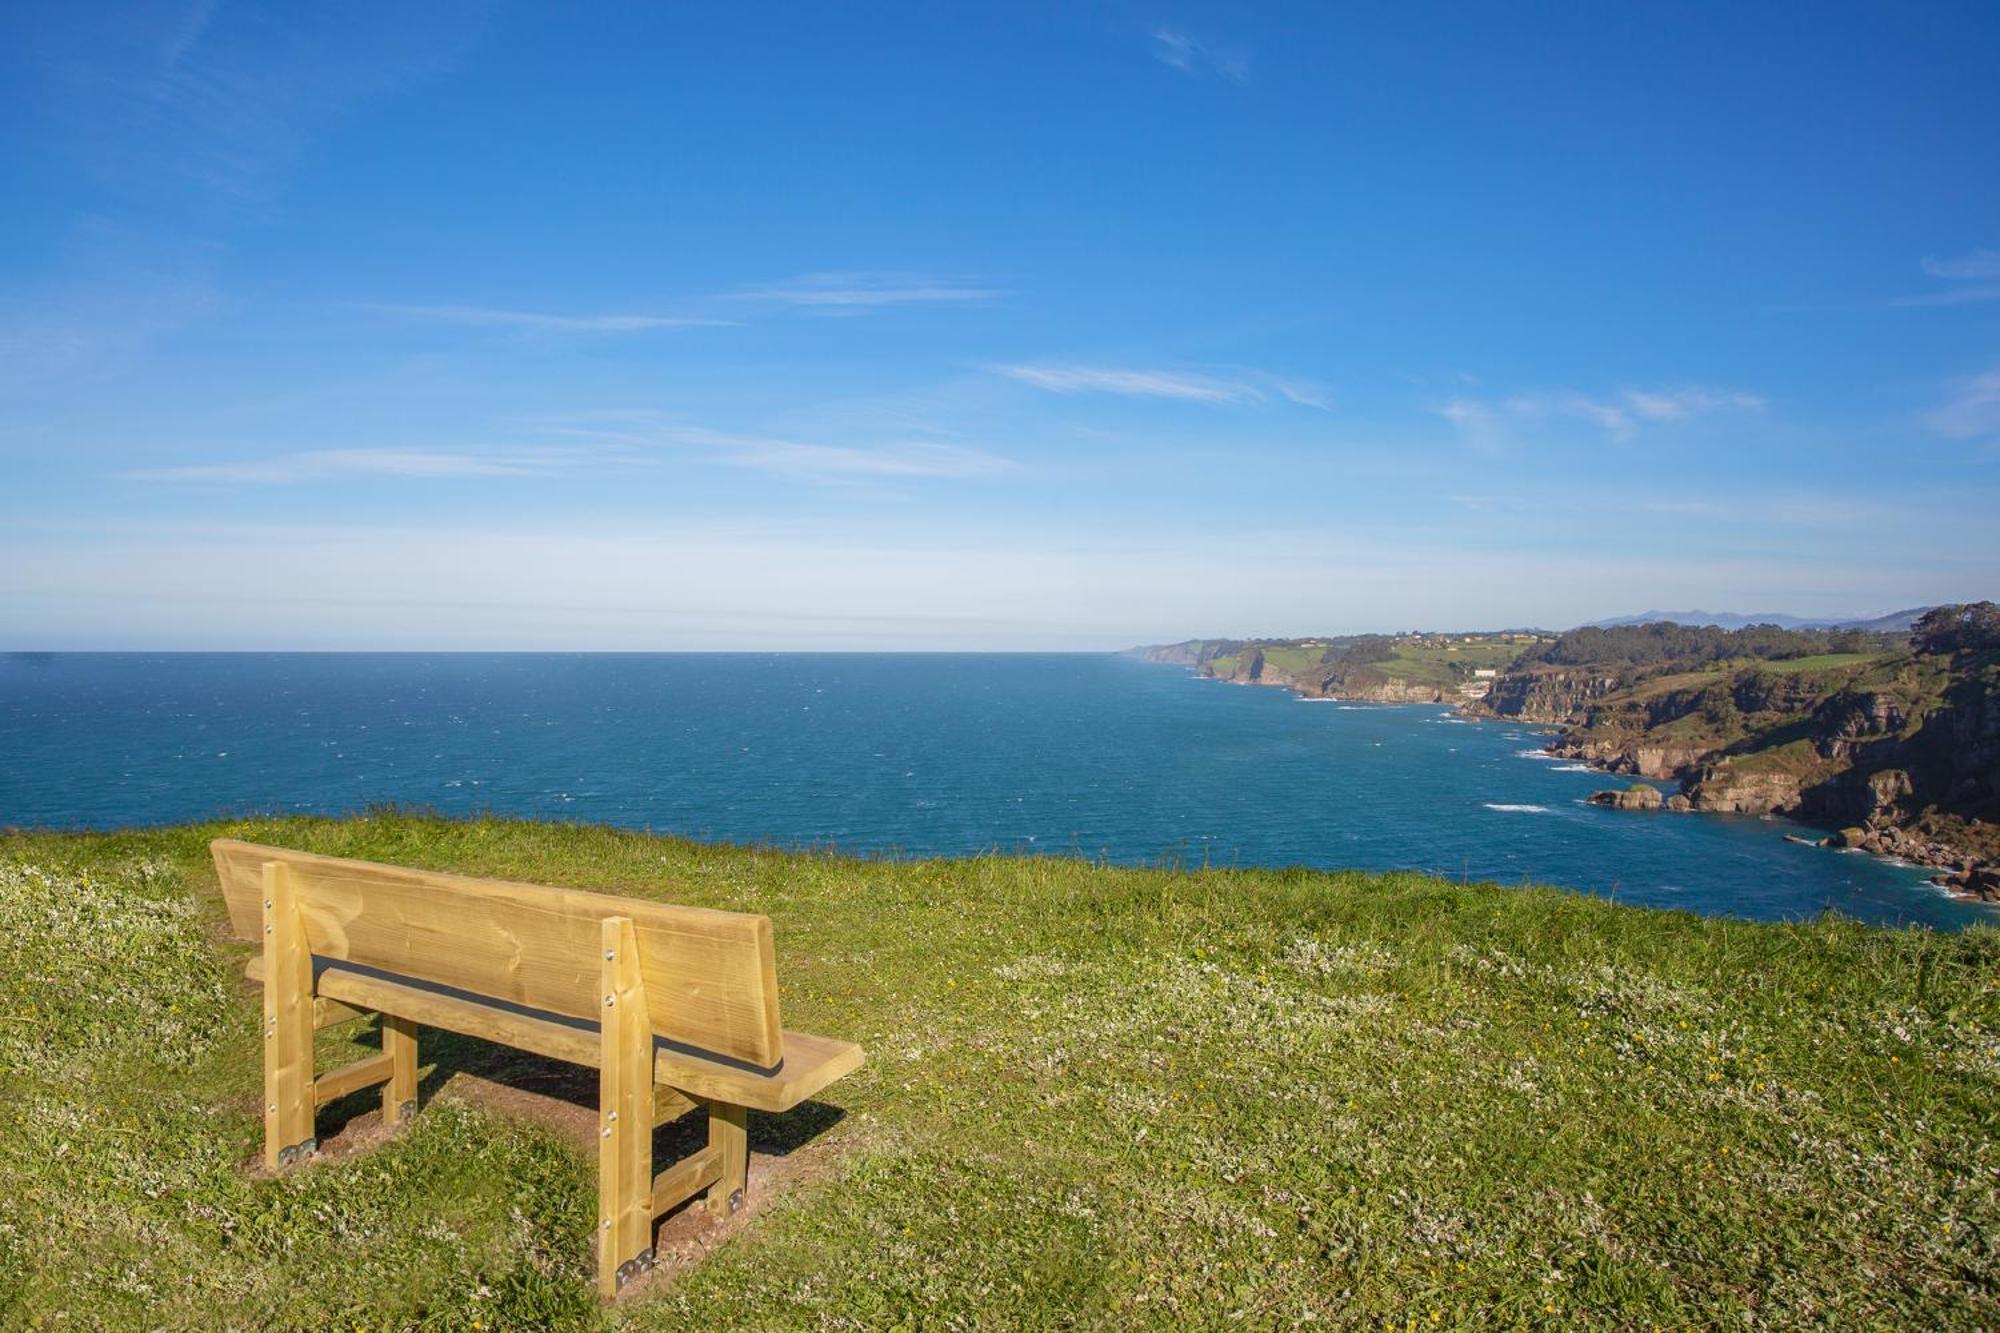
[245,956,863,1114]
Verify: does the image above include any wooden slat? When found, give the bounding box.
[382,1014,419,1124]
[245,955,860,1114]
[213,840,783,1068]
[263,862,316,1170]
[650,1144,723,1217]
[315,1052,393,1106]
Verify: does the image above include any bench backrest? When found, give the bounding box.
[211,840,784,1069]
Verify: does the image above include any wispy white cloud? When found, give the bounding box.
[43,1,482,219]
[359,303,734,333]
[997,364,1252,403]
[0,235,219,388]
[11,3,482,380]
[1439,385,1764,442]
[1895,247,2000,306]
[541,415,1013,484]
[120,448,581,485]
[994,363,1327,408]
[1271,379,1333,410]
[1150,28,1249,81]
[1920,248,2000,280]
[1926,365,2000,440]
[1617,388,1765,420]
[730,272,1005,311]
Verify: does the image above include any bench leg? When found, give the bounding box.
[598,917,655,1297]
[706,1101,748,1216]
[381,1014,419,1125]
[261,861,316,1171]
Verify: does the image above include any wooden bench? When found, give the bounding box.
[211,839,864,1297]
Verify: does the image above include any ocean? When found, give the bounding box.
[1,651,1985,929]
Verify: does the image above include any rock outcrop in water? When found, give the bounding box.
[1589,785,1664,811]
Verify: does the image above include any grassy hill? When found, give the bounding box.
[4,813,1998,1328]
[1140,633,1546,700]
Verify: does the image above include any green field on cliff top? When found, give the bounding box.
[4,814,1998,1329]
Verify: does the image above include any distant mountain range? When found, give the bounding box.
[1586,608,1930,633]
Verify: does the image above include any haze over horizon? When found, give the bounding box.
[4,3,1997,650]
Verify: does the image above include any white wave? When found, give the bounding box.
[1552,763,1594,772]
[1515,749,1564,761]
[1484,803,1551,813]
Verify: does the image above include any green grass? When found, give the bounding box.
[1375,639,1529,687]
[1258,646,1325,676]
[4,813,1998,1329]
[1749,653,1887,675]
[1627,668,1731,699]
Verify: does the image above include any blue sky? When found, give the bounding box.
[3,1,1997,649]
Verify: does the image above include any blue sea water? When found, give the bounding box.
[1,651,1987,929]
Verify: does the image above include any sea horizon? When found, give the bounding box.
[5,649,1986,931]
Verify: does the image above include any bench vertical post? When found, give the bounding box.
[261,861,316,1170]
[598,916,655,1296]
[706,1100,748,1215]
[381,1014,419,1124]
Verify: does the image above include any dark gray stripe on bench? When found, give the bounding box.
[308,957,787,1079]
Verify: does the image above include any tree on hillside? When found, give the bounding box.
[1525,621,1889,669]
[1911,602,2000,655]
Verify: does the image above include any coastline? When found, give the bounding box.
[1156,657,2000,907]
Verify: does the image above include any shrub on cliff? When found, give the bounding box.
[1912,602,2000,656]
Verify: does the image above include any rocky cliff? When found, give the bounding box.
[1533,648,2000,895]
[1481,667,1623,723]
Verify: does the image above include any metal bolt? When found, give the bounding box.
[267,1103,277,1113]
[604,994,615,1007]
[604,949,615,960]
[608,1111,618,1122]
[264,924,273,934]
[600,1127,611,1138]
[601,1218,612,1231]
[264,899,273,909]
